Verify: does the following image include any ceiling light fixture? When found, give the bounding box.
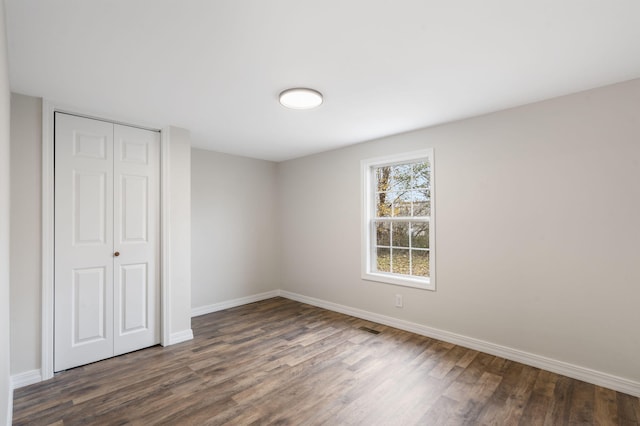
[279,88,323,109]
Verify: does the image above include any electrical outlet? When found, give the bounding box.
[395,294,403,308]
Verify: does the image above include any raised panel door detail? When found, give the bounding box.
[113,123,160,357]
[121,175,148,243]
[121,139,149,164]
[55,113,115,372]
[73,170,107,245]
[56,113,159,371]
[73,131,107,159]
[73,267,107,345]
[119,264,148,334]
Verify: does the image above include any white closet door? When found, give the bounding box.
[113,124,160,355]
[54,113,115,371]
[54,113,160,372]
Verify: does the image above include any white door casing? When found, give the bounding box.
[54,113,159,371]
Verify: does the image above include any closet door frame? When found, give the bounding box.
[41,100,173,380]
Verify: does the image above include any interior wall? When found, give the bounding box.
[191,148,279,309]
[0,2,13,423]
[277,78,640,383]
[9,94,42,376]
[167,126,192,336]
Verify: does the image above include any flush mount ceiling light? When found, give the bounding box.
[279,88,323,109]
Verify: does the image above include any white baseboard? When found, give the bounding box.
[11,369,42,389]
[279,290,640,398]
[169,329,194,345]
[191,290,280,317]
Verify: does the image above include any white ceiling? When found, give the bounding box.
[5,1,640,162]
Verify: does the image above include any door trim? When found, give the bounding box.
[41,100,171,380]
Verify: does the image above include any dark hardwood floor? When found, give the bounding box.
[13,297,640,425]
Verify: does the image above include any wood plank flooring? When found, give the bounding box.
[13,297,640,425]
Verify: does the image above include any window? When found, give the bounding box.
[361,149,435,290]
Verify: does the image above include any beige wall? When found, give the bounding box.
[278,78,640,383]
[191,149,279,308]
[167,126,192,336]
[0,1,12,422]
[9,94,42,376]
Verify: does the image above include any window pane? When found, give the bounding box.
[392,222,409,247]
[375,166,392,192]
[411,250,429,277]
[388,164,412,192]
[393,201,411,217]
[411,222,429,249]
[376,192,392,217]
[412,189,430,216]
[376,248,390,273]
[392,249,410,275]
[412,161,430,189]
[392,191,411,217]
[376,222,390,246]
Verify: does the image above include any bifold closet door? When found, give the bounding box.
[112,123,160,356]
[54,113,160,372]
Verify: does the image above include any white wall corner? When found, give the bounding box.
[191,290,280,317]
[278,290,640,398]
[41,99,55,381]
[168,329,194,346]
[11,369,42,389]
[165,126,192,342]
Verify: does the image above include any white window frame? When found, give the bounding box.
[361,149,435,290]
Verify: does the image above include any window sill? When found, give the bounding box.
[362,272,435,291]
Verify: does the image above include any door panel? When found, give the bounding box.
[121,175,148,242]
[55,113,160,371]
[55,113,114,371]
[119,263,148,333]
[72,267,107,344]
[73,131,107,159]
[120,140,149,164]
[73,171,107,245]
